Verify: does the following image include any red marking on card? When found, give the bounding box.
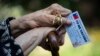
[73,13,78,19]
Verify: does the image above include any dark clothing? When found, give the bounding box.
[0,17,24,56]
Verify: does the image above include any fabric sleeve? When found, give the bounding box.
[0,17,24,56]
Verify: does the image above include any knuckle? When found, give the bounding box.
[50,3,60,8]
[52,3,59,6]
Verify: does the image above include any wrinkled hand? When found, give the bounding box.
[12,3,72,56]
[15,27,56,56]
[10,3,71,37]
[39,25,66,50]
[15,26,66,56]
[17,3,71,28]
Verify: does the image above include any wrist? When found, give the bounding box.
[10,17,31,37]
[10,18,22,37]
[10,19,20,30]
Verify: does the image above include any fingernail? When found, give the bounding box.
[62,17,71,26]
[66,19,72,26]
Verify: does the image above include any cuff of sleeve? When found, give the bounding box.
[5,17,15,38]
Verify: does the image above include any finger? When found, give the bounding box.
[45,3,72,16]
[56,18,71,46]
[52,17,71,27]
[56,25,66,46]
[35,14,56,27]
[51,8,71,17]
[36,14,71,27]
[61,17,71,26]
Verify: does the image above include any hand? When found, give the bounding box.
[10,3,71,38]
[15,26,66,56]
[39,25,66,51]
[15,27,56,56]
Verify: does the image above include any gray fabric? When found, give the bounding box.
[0,18,24,56]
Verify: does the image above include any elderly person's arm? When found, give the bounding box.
[10,3,71,38]
[10,3,71,56]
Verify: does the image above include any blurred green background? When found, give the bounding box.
[0,0,100,56]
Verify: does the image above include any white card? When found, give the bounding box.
[66,11,90,47]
